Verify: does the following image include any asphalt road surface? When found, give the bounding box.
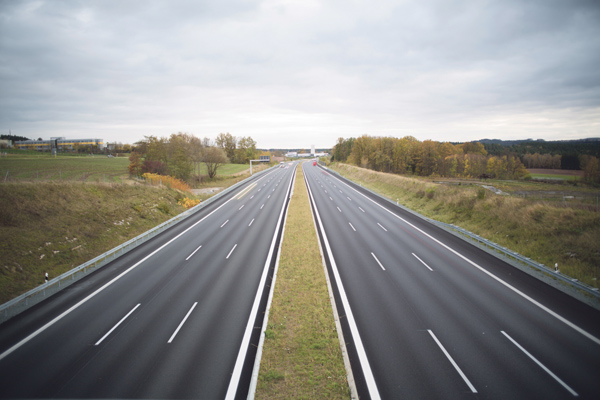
[0,163,297,399]
[303,162,600,399]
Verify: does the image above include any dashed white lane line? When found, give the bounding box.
[268,195,271,199]
[260,204,265,210]
[349,222,356,231]
[428,330,477,393]
[377,222,387,232]
[412,253,433,271]
[371,252,386,271]
[347,196,352,201]
[501,331,578,396]
[359,207,365,213]
[168,302,198,343]
[239,205,244,210]
[337,207,342,212]
[221,220,229,228]
[250,195,254,199]
[249,218,255,227]
[329,197,333,201]
[186,245,203,261]
[95,304,141,346]
[226,244,238,259]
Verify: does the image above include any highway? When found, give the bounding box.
[0,163,296,399]
[302,162,600,399]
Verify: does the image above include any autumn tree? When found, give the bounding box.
[216,132,237,161]
[203,146,228,179]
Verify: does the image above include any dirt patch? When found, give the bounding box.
[190,187,223,195]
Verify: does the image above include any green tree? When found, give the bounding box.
[203,146,228,179]
[216,132,237,161]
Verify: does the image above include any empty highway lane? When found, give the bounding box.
[0,164,296,399]
[303,162,600,399]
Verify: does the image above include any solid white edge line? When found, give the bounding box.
[428,330,478,393]
[501,331,578,396]
[377,222,387,232]
[0,171,277,362]
[186,245,203,261]
[349,222,356,231]
[412,253,433,271]
[247,165,297,399]
[225,163,296,400]
[328,169,600,346]
[371,252,386,271]
[95,303,141,346]
[305,167,381,400]
[168,302,198,343]
[226,244,238,259]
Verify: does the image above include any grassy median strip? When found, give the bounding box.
[256,165,350,399]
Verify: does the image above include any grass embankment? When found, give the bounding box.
[0,182,193,304]
[329,163,600,289]
[256,166,349,399]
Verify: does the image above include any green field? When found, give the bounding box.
[530,173,580,181]
[0,154,130,183]
[0,152,256,184]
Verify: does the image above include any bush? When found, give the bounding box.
[477,187,486,200]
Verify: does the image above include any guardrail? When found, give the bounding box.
[321,165,600,309]
[0,166,274,324]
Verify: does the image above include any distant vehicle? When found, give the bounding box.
[313,161,317,166]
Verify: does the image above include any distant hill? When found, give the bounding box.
[474,138,600,159]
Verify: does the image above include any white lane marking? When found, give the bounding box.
[260,204,265,210]
[0,171,276,362]
[371,252,386,271]
[501,331,578,396]
[258,188,261,192]
[226,165,296,399]
[337,206,342,212]
[168,302,198,343]
[239,205,244,210]
[263,183,266,186]
[412,253,433,271]
[325,190,328,193]
[359,207,365,213]
[250,195,254,199]
[331,172,600,346]
[303,170,381,400]
[377,222,387,232]
[272,188,275,192]
[186,245,203,261]
[268,195,271,199]
[95,304,141,346]
[349,222,356,232]
[329,196,333,201]
[428,330,477,393]
[249,218,255,227]
[221,219,229,228]
[347,196,352,201]
[226,244,238,259]
[339,190,343,193]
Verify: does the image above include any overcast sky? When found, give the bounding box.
[1,0,599,149]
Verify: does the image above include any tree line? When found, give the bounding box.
[333,135,600,183]
[128,132,258,181]
[332,135,529,180]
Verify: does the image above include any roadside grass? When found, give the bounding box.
[256,165,349,399]
[329,163,600,289]
[0,182,197,304]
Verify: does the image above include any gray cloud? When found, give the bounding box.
[1,0,599,148]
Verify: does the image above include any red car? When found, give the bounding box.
[313,161,317,166]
